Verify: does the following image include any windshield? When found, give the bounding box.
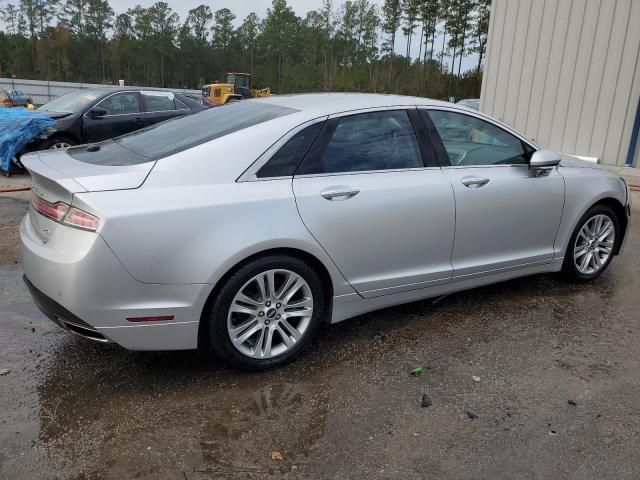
[70,100,298,165]
[38,90,102,113]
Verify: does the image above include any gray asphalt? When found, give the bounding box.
[1,173,639,479]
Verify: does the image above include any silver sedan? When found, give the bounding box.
[20,94,631,369]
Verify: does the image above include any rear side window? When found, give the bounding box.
[71,101,297,165]
[142,91,177,112]
[427,110,529,166]
[297,110,423,175]
[257,122,324,178]
[98,92,141,115]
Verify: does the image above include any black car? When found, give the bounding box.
[29,88,208,150]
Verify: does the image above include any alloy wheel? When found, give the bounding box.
[227,269,314,359]
[49,141,72,149]
[573,214,615,275]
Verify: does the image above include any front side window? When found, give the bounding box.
[426,110,529,166]
[257,122,324,178]
[142,91,177,112]
[98,92,141,116]
[297,110,423,175]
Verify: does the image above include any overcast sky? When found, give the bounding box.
[106,0,478,72]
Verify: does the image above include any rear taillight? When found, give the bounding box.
[2,98,11,106]
[63,207,100,231]
[31,193,68,221]
[31,192,100,231]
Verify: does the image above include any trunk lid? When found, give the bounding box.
[22,143,155,198]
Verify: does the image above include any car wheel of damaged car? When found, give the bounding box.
[208,255,325,370]
[40,136,77,150]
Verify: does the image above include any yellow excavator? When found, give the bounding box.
[202,73,271,106]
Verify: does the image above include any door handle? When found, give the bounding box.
[461,176,490,188]
[320,187,360,201]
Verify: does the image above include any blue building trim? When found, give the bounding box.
[626,95,640,167]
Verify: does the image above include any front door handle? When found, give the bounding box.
[461,176,490,188]
[320,187,360,201]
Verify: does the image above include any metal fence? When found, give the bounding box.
[0,77,201,105]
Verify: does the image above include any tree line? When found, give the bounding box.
[0,0,490,100]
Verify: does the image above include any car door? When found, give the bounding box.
[83,91,144,143]
[140,91,187,126]
[292,108,456,299]
[421,108,565,279]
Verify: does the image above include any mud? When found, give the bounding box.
[1,172,639,479]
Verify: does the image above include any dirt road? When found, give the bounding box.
[1,173,639,479]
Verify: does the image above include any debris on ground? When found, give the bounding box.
[472,376,481,382]
[466,411,478,419]
[271,451,283,461]
[549,430,558,436]
[568,399,577,406]
[0,368,9,376]
[371,332,385,342]
[421,393,432,408]
[410,367,424,376]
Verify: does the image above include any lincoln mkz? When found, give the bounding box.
[20,94,631,369]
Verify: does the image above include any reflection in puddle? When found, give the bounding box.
[36,341,329,478]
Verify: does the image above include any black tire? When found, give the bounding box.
[39,135,77,150]
[208,254,326,370]
[562,204,620,281]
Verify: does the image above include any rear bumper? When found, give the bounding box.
[20,212,211,350]
[24,275,111,343]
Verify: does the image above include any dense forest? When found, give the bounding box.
[0,0,490,100]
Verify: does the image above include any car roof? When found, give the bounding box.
[255,93,454,118]
[81,87,190,95]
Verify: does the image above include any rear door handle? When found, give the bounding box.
[461,176,490,188]
[320,187,360,201]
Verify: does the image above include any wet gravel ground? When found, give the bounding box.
[1,173,640,479]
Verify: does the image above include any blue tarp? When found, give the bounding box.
[0,108,55,173]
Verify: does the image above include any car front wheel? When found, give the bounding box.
[563,204,619,281]
[208,255,325,370]
[40,136,77,150]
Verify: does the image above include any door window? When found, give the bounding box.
[297,110,423,175]
[142,91,177,112]
[257,122,324,178]
[426,110,530,166]
[97,92,141,115]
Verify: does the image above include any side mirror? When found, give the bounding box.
[530,150,561,170]
[89,107,108,119]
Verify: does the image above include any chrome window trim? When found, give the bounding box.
[293,166,441,179]
[239,104,530,181]
[237,116,329,182]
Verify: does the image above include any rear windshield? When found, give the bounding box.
[70,101,297,165]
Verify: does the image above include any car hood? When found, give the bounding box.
[37,110,74,120]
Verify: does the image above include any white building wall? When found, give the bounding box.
[480,0,640,167]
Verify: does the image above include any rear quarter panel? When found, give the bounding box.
[78,179,355,297]
[554,166,627,258]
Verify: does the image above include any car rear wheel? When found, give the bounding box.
[563,205,619,281]
[208,255,325,370]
